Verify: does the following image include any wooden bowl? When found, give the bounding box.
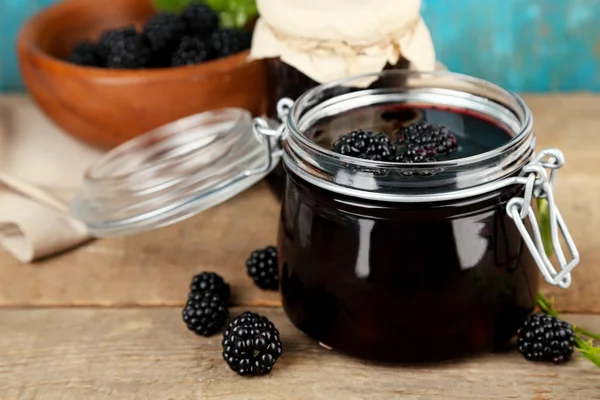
[17,0,267,149]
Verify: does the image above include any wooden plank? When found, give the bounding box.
[0,94,599,311]
[0,307,598,400]
[0,181,282,308]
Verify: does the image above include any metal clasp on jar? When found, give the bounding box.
[507,149,580,289]
[250,98,294,174]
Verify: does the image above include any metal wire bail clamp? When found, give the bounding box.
[506,149,580,289]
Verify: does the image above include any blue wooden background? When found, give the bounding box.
[1,0,599,92]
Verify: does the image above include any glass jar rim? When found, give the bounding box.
[281,69,536,202]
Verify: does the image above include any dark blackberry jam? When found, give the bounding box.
[276,70,543,362]
[279,170,538,362]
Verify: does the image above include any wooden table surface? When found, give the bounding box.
[1,94,599,399]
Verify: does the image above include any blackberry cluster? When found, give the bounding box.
[331,122,460,165]
[189,271,230,300]
[172,35,214,66]
[97,26,138,58]
[394,122,459,158]
[517,313,575,364]
[222,311,283,376]
[332,130,395,161]
[182,3,220,36]
[182,293,229,336]
[393,148,437,163]
[246,246,279,291]
[105,34,151,69]
[210,28,253,58]
[66,3,252,69]
[182,272,230,337]
[68,41,102,67]
[143,12,187,54]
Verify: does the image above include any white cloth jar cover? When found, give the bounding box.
[250,0,437,84]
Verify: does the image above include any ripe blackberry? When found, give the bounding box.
[246,246,279,291]
[222,311,283,376]
[393,148,437,163]
[210,28,252,58]
[517,313,575,364]
[143,12,186,53]
[182,3,219,36]
[182,293,229,336]
[395,122,459,157]
[332,130,395,161]
[105,33,151,69]
[171,35,214,66]
[189,271,230,301]
[97,26,137,58]
[68,41,103,67]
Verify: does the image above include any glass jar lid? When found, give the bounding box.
[71,108,279,237]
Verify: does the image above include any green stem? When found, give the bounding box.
[575,327,600,341]
[535,292,558,317]
[575,337,600,368]
[537,198,554,257]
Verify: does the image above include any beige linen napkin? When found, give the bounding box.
[0,95,103,262]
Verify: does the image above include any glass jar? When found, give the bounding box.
[264,58,414,198]
[71,70,580,363]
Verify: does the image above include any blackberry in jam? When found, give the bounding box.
[332,130,394,161]
[393,148,437,163]
[394,122,459,157]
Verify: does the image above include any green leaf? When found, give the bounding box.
[153,0,258,28]
[537,198,554,257]
[152,0,192,12]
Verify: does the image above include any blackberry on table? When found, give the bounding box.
[189,271,230,301]
[97,26,137,58]
[105,33,151,69]
[171,35,214,66]
[394,121,459,157]
[332,130,395,161]
[68,41,103,67]
[222,311,283,376]
[182,293,229,336]
[246,246,279,291]
[517,313,575,364]
[182,3,219,36]
[210,28,252,58]
[143,12,187,53]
